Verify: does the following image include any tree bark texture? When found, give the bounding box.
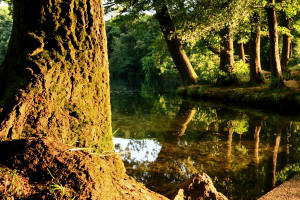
[266,0,284,87]
[249,10,265,84]
[0,0,112,151]
[219,26,234,74]
[219,26,237,83]
[155,4,198,85]
[281,16,291,72]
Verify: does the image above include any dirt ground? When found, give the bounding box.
[258,174,300,200]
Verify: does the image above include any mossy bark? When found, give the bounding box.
[266,0,284,88]
[0,0,112,150]
[154,4,198,86]
[0,1,172,199]
[249,10,265,84]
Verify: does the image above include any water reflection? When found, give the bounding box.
[114,138,161,163]
[169,101,197,137]
[111,83,300,200]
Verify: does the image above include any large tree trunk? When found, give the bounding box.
[266,0,284,88]
[219,26,237,83]
[249,10,265,84]
[281,15,291,72]
[0,0,113,150]
[154,4,198,85]
[0,1,171,199]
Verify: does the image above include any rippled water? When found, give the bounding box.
[111,82,300,200]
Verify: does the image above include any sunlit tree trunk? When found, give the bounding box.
[249,10,265,84]
[266,0,284,87]
[0,1,172,199]
[0,0,113,148]
[240,42,246,64]
[155,4,198,85]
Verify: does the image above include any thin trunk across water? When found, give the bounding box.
[155,4,198,85]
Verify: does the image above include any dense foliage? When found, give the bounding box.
[106,14,299,85]
[0,6,12,65]
[105,0,299,87]
[107,15,253,84]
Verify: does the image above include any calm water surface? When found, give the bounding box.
[111,83,300,200]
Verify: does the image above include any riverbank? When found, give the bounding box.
[0,137,227,200]
[177,85,300,112]
[258,174,300,200]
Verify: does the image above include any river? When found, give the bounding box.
[111,82,300,200]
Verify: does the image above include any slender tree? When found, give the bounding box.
[154,4,198,85]
[266,0,284,87]
[239,42,246,64]
[249,9,265,83]
[281,12,291,72]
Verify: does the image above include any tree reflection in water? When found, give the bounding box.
[111,84,300,199]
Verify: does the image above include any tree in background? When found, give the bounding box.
[168,0,252,83]
[0,6,12,66]
[105,0,198,85]
[266,0,284,87]
[279,0,299,72]
[249,9,265,83]
[154,3,198,85]
[219,26,236,81]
